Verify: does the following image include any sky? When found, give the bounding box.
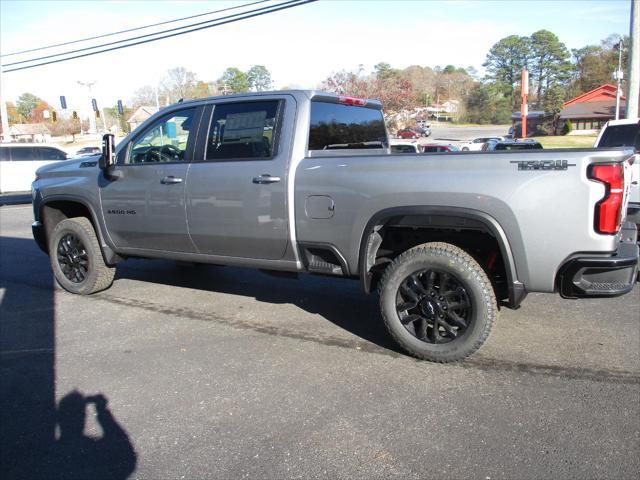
[0,0,633,115]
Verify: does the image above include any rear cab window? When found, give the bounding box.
[308,99,387,153]
[598,123,640,150]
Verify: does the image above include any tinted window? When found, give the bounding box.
[9,147,39,161]
[39,147,67,160]
[308,101,387,150]
[391,145,417,153]
[128,108,196,164]
[599,124,640,149]
[495,143,542,150]
[0,148,9,161]
[206,101,279,160]
[423,146,442,153]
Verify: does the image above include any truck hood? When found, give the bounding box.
[36,155,100,177]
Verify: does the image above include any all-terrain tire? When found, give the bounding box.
[49,217,115,295]
[378,242,497,362]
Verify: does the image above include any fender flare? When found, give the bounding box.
[357,206,526,308]
[38,194,122,265]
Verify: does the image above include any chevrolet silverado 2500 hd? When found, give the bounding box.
[31,91,639,362]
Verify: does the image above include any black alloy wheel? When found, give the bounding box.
[56,233,89,283]
[396,269,472,344]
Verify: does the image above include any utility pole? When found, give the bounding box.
[77,80,97,134]
[520,68,529,139]
[614,39,624,120]
[626,0,639,119]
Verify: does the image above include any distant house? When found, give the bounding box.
[127,106,159,132]
[8,123,52,143]
[558,84,625,133]
[427,100,459,120]
[510,111,549,137]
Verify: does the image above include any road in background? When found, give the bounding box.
[1,200,639,478]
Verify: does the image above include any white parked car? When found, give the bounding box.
[0,143,68,193]
[460,136,504,151]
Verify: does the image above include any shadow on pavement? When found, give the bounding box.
[116,258,404,354]
[0,235,137,479]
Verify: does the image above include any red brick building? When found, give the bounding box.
[558,84,625,132]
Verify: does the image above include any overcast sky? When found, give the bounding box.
[0,0,632,113]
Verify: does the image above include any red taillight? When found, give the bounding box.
[338,95,367,106]
[589,163,624,234]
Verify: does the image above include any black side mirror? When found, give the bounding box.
[99,134,116,170]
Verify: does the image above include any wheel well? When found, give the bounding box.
[362,215,510,305]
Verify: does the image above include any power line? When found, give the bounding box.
[0,0,271,58]
[2,0,301,68]
[2,0,316,73]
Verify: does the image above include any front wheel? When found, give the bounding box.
[49,217,115,295]
[379,242,497,362]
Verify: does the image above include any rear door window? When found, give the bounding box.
[205,101,280,161]
[308,101,387,150]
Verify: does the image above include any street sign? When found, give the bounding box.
[117,99,124,116]
[60,95,67,110]
[91,98,98,112]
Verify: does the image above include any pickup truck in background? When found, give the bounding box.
[30,91,639,362]
[594,118,639,226]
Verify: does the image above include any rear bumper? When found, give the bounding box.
[32,221,47,253]
[557,222,638,299]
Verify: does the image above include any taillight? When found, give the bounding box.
[589,163,624,234]
[338,95,367,106]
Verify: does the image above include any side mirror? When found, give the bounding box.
[99,133,116,170]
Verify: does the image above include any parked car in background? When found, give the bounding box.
[593,118,640,226]
[0,143,68,193]
[390,141,420,153]
[75,146,102,157]
[460,137,504,151]
[421,144,460,153]
[418,125,431,137]
[396,128,421,139]
[482,139,543,151]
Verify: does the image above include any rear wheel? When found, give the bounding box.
[379,242,497,362]
[49,217,115,295]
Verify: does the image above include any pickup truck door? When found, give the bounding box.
[185,97,294,259]
[99,106,203,252]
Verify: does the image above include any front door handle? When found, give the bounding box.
[252,174,281,184]
[161,176,183,185]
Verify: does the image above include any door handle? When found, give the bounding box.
[252,174,281,184]
[161,176,183,185]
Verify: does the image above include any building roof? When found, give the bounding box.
[127,106,159,123]
[558,100,626,120]
[563,84,623,107]
[8,123,51,135]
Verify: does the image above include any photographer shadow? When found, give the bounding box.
[43,391,137,480]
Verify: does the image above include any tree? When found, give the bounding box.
[16,93,41,121]
[219,67,250,94]
[31,100,55,123]
[49,117,81,141]
[161,66,197,101]
[483,35,530,105]
[192,80,213,98]
[374,62,398,80]
[570,35,629,96]
[247,65,272,91]
[528,30,571,107]
[131,86,158,108]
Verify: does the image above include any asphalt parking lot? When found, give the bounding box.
[1,204,639,479]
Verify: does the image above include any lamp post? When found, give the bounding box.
[77,80,97,134]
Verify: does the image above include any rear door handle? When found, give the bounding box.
[161,176,183,185]
[252,174,281,184]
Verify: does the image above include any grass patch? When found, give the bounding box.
[532,135,597,149]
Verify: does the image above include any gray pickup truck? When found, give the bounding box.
[31,90,639,362]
